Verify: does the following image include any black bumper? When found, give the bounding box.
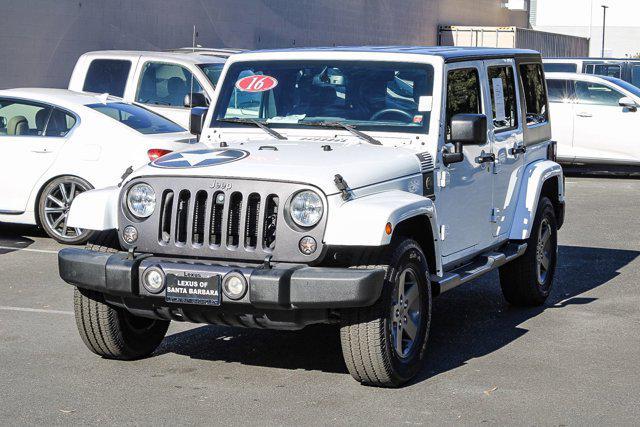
[58,248,385,311]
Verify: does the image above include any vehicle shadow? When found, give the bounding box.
[0,223,40,255]
[156,245,638,380]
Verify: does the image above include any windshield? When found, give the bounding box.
[198,63,225,87]
[601,76,640,98]
[212,60,435,133]
[88,102,185,134]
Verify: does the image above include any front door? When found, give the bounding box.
[572,80,640,164]
[438,62,494,259]
[483,59,525,238]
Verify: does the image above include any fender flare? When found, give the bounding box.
[509,160,564,240]
[324,190,443,276]
[67,186,120,231]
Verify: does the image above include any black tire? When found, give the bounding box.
[499,196,558,306]
[38,176,94,245]
[73,240,169,359]
[340,238,432,387]
[74,288,170,360]
[86,229,122,253]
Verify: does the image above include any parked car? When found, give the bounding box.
[546,72,640,170]
[59,47,564,387]
[543,58,640,88]
[68,50,234,128]
[0,88,196,244]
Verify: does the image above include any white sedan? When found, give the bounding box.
[0,88,197,244]
[546,72,640,171]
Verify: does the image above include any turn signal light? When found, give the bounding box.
[147,149,172,161]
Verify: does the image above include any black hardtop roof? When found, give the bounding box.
[239,46,541,62]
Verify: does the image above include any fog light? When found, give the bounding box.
[222,271,247,300]
[142,266,165,294]
[299,236,317,255]
[123,225,138,244]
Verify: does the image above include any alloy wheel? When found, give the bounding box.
[390,268,422,359]
[536,218,553,284]
[43,180,89,240]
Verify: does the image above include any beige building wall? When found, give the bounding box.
[0,0,529,89]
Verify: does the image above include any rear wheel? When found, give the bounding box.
[499,196,558,306]
[38,176,93,244]
[340,238,432,387]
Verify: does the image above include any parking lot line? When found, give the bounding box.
[0,246,58,254]
[0,306,73,315]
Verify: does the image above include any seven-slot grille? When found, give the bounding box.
[158,188,280,252]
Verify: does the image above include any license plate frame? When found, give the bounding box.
[164,273,221,306]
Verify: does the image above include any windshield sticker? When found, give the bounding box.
[412,115,424,124]
[235,75,278,92]
[417,95,432,112]
[492,78,507,121]
[151,148,249,168]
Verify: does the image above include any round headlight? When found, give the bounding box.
[127,183,156,218]
[290,190,323,227]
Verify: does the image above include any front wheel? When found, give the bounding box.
[38,176,93,244]
[74,288,170,360]
[499,196,558,306]
[340,238,432,387]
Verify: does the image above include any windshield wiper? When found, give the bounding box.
[301,121,382,145]
[218,118,287,140]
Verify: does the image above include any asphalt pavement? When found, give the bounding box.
[0,177,639,425]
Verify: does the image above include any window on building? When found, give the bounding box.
[488,65,518,131]
[543,63,577,73]
[546,79,574,103]
[575,81,625,106]
[83,59,131,98]
[0,98,52,136]
[519,63,548,125]
[135,62,205,108]
[446,68,481,136]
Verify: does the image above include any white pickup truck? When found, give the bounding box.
[68,49,238,128]
[59,46,565,387]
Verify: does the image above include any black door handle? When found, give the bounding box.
[475,153,495,164]
[509,145,527,155]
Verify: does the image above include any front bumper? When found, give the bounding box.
[58,248,384,326]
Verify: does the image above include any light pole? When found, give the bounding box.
[601,5,609,58]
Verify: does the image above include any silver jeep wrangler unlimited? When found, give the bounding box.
[59,47,565,387]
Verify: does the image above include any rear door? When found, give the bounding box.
[572,79,640,164]
[483,59,525,238]
[0,99,74,213]
[546,78,576,163]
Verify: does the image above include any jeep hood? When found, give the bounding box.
[128,140,421,195]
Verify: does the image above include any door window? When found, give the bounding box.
[135,62,205,108]
[575,81,625,106]
[585,64,622,78]
[44,109,77,137]
[83,59,131,97]
[631,65,640,88]
[488,66,518,131]
[519,63,548,126]
[543,63,577,73]
[0,98,52,137]
[446,68,481,137]
[546,79,574,103]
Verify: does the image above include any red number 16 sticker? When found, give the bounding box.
[235,75,278,92]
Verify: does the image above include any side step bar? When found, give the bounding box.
[431,242,527,294]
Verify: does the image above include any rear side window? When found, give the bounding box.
[488,65,518,131]
[83,59,131,98]
[546,79,574,102]
[543,63,577,73]
[575,81,625,106]
[519,63,548,126]
[446,68,481,136]
[585,64,622,79]
[135,62,205,108]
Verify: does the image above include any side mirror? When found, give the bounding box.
[184,92,208,108]
[189,107,208,137]
[443,114,488,166]
[619,96,638,111]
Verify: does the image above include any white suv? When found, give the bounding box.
[59,47,565,387]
